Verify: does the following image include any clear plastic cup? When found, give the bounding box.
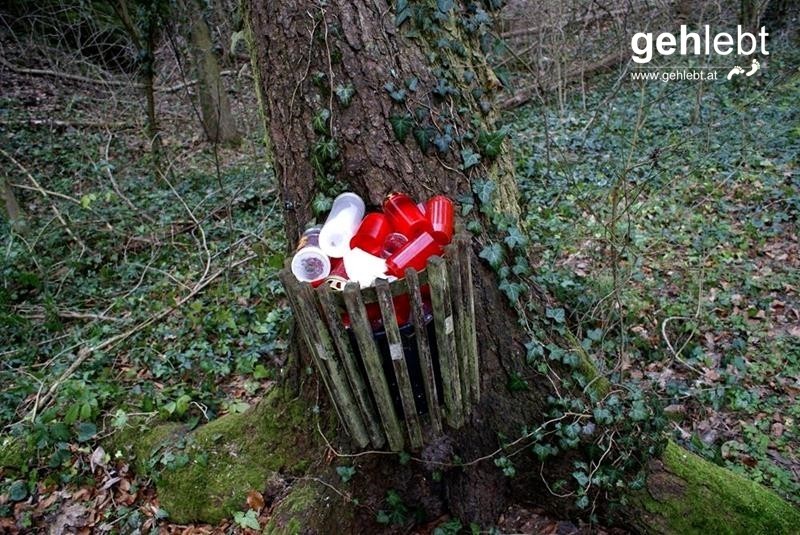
[319,192,366,258]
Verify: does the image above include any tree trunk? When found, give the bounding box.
[1,177,26,233]
[143,0,800,530]
[185,0,241,144]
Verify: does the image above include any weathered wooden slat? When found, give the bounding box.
[315,284,385,448]
[456,233,480,404]
[374,279,424,450]
[278,270,353,440]
[427,255,464,429]
[343,282,405,451]
[405,268,443,435]
[295,281,370,448]
[324,270,429,306]
[444,242,471,416]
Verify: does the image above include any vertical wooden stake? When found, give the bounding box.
[405,268,443,435]
[343,283,405,451]
[295,281,370,448]
[457,233,480,404]
[278,271,361,443]
[374,279,424,450]
[316,284,385,448]
[445,242,471,415]
[427,256,464,429]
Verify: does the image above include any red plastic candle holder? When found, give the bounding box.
[350,213,391,256]
[386,232,442,277]
[383,192,431,239]
[425,195,454,244]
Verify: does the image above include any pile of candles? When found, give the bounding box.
[290,191,454,327]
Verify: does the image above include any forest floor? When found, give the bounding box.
[1,25,799,534]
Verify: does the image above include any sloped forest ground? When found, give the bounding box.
[1,25,799,535]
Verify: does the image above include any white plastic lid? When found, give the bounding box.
[291,246,331,282]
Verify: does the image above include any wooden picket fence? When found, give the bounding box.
[279,231,479,451]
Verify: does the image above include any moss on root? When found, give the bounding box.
[634,441,800,534]
[119,388,318,524]
[263,480,353,535]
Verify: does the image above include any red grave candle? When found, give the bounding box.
[386,231,442,277]
[350,213,391,256]
[425,195,454,244]
[383,192,431,239]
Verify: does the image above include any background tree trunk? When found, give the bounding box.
[1,178,26,233]
[185,0,240,144]
[141,0,800,530]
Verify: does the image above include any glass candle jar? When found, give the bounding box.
[291,226,330,283]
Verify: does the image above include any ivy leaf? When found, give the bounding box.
[572,470,590,487]
[334,84,355,106]
[233,510,260,530]
[593,407,613,424]
[9,481,27,502]
[525,340,544,364]
[460,147,481,170]
[437,0,454,12]
[630,400,649,421]
[395,0,411,26]
[472,179,495,205]
[477,128,507,158]
[376,510,390,524]
[76,422,97,442]
[336,465,356,483]
[389,114,413,142]
[545,307,565,324]
[507,371,529,392]
[433,131,453,153]
[253,364,271,380]
[413,127,433,153]
[312,108,330,134]
[504,227,527,249]
[499,279,522,302]
[405,77,418,91]
[587,328,603,341]
[383,82,406,102]
[479,242,503,269]
[312,193,333,215]
[575,495,590,509]
[112,409,128,429]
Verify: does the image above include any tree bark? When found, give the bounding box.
[1,176,26,233]
[143,0,800,530]
[185,0,241,144]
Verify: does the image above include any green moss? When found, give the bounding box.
[0,435,32,470]
[636,441,800,534]
[156,388,315,524]
[263,481,348,535]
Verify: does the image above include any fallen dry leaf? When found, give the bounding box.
[246,490,265,512]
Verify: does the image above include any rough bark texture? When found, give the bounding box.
[1,178,26,232]
[186,0,240,144]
